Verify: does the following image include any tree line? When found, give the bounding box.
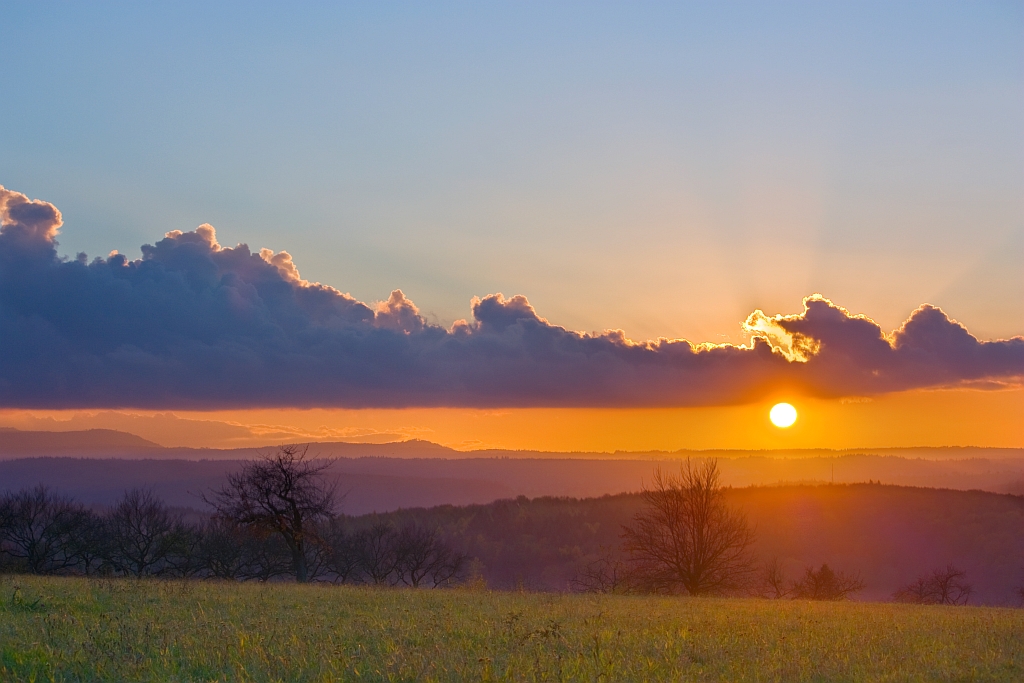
[0,446,464,586]
[0,447,1000,604]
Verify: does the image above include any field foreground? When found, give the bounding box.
[1,576,1022,682]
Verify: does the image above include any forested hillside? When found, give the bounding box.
[371,484,1024,605]
[3,453,1024,513]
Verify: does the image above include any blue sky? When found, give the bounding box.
[2,1,1021,342]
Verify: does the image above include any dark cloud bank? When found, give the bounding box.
[1,185,1022,409]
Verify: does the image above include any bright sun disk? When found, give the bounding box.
[770,402,798,428]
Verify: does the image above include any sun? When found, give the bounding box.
[770,402,798,428]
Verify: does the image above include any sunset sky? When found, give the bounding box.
[1,2,1021,450]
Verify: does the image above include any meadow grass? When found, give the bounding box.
[0,574,1022,682]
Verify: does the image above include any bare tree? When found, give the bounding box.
[571,549,631,594]
[0,486,97,574]
[320,518,361,584]
[246,533,296,582]
[302,529,335,583]
[893,564,972,605]
[195,517,295,582]
[66,508,109,576]
[103,488,189,577]
[204,445,337,582]
[791,564,865,601]
[194,517,257,580]
[353,520,401,585]
[752,557,792,599]
[424,546,466,588]
[622,459,755,595]
[393,525,466,588]
[164,522,207,578]
[394,525,434,586]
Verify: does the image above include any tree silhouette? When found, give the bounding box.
[753,557,792,599]
[791,564,865,601]
[394,524,465,587]
[571,548,631,594]
[0,486,97,574]
[103,488,189,577]
[622,459,755,595]
[204,445,338,582]
[893,564,972,605]
[353,520,402,585]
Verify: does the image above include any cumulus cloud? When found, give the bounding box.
[0,185,63,250]
[0,185,1021,409]
[374,290,425,334]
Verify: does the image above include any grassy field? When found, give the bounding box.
[1,575,1022,682]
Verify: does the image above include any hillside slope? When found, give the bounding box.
[375,484,1024,605]
[0,428,160,455]
[2,454,1024,513]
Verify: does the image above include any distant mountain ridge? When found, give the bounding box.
[1,427,1021,461]
[1,429,1023,505]
[0,428,161,455]
[2,452,1023,515]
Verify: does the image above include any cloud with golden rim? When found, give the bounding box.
[0,186,1021,409]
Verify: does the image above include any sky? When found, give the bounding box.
[1,2,1021,450]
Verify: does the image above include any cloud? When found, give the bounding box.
[0,185,1021,409]
[374,290,425,334]
[0,186,63,246]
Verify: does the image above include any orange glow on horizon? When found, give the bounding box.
[0,387,1021,453]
